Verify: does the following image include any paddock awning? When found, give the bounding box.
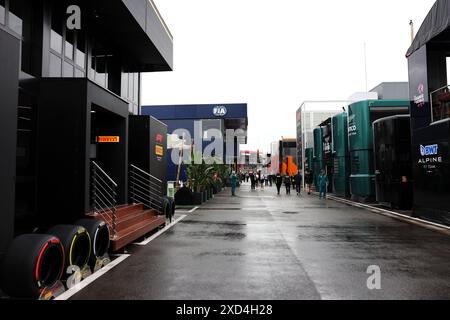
[407,0,450,57]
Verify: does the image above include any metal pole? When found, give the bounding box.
[112,185,117,238]
[91,163,96,215]
[301,102,306,190]
[364,43,368,92]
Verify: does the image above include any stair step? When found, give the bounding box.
[115,203,144,219]
[116,209,157,231]
[110,215,166,251]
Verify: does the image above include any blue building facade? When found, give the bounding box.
[141,104,248,182]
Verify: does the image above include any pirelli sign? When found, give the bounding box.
[155,145,164,157]
[97,136,120,143]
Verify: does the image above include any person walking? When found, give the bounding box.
[318,169,329,199]
[284,174,291,195]
[305,170,313,195]
[250,172,256,190]
[295,171,302,195]
[275,173,283,195]
[230,171,238,197]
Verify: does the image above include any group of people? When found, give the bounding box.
[229,169,329,200]
[273,169,329,198]
[274,172,301,196]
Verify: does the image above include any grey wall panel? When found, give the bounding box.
[122,0,147,32]
[370,82,409,100]
[0,29,20,257]
[146,1,173,69]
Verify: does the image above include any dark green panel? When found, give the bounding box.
[313,127,324,189]
[332,113,350,197]
[348,100,409,202]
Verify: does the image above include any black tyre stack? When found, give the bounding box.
[162,197,175,223]
[168,197,176,221]
[47,225,91,274]
[0,235,65,299]
[75,219,110,268]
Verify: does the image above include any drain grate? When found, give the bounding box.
[283,211,300,215]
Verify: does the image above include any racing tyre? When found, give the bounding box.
[75,219,110,265]
[0,234,65,298]
[47,225,91,270]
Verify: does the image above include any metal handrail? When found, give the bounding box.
[92,161,118,187]
[91,161,118,238]
[131,183,162,199]
[130,174,162,192]
[130,164,164,214]
[131,165,163,183]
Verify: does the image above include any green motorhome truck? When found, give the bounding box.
[313,127,325,190]
[332,112,351,197]
[348,100,409,203]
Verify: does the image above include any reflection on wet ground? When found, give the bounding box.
[71,183,450,300]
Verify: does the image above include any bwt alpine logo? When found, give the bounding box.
[213,106,228,117]
[420,144,438,156]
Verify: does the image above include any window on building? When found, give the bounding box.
[121,72,129,98]
[134,73,139,104]
[128,72,134,103]
[49,52,62,77]
[8,0,23,36]
[121,71,140,114]
[50,5,63,54]
[0,0,5,25]
[49,2,86,78]
[65,29,74,61]
[75,31,86,70]
[63,60,73,77]
[430,57,450,123]
[95,55,107,87]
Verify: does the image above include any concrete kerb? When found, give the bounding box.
[326,194,450,236]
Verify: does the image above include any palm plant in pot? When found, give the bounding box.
[186,152,214,204]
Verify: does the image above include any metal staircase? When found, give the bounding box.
[89,161,166,251]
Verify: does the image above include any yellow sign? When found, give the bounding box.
[156,145,164,156]
[97,136,120,143]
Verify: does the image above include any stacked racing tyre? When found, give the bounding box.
[161,197,171,223]
[167,197,176,222]
[75,219,110,269]
[0,234,65,299]
[47,225,91,274]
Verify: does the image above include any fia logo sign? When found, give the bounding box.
[213,106,228,117]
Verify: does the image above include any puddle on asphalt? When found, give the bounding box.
[197,250,246,258]
[181,220,247,227]
[185,231,247,241]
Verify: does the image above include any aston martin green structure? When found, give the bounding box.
[348,100,409,202]
[332,112,350,197]
[313,127,325,190]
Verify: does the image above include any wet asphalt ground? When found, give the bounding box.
[71,184,450,300]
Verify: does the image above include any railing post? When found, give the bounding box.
[131,166,135,204]
[91,163,97,215]
[112,185,117,238]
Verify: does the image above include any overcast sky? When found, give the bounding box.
[142,0,436,152]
